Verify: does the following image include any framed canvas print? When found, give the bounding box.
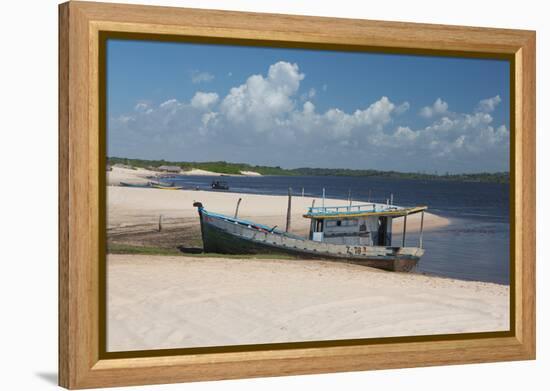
[58,1,536,389]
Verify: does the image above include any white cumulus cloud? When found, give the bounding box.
[395,101,410,115]
[420,98,449,118]
[476,95,502,112]
[191,92,219,109]
[220,61,304,131]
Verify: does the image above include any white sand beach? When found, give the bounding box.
[107,166,448,235]
[107,185,448,236]
[107,255,509,352]
[239,170,262,176]
[107,166,157,186]
[107,166,263,187]
[106,169,508,353]
[181,168,262,176]
[180,168,223,176]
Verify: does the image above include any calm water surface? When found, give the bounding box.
[169,175,510,285]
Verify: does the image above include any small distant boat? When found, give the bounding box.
[119,182,150,188]
[120,180,178,188]
[193,201,427,272]
[149,180,175,187]
[211,180,229,190]
[151,183,184,190]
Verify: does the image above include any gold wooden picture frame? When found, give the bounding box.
[59,1,536,389]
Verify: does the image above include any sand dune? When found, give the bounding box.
[107,255,509,352]
[174,168,262,176]
[180,168,221,176]
[239,170,262,176]
[107,166,157,186]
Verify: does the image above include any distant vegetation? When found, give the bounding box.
[108,157,509,183]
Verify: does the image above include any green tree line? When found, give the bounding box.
[107,157,509,183]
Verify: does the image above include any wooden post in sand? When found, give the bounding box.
[402,214,407,247]
[234,198,242,218]
[419,211,425,249]
[286,187,292,232]
[158,214,163,232]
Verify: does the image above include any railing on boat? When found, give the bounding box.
[306,203,399,216]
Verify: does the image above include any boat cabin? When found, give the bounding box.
[303,203,427,247]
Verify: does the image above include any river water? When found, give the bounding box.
[169,175,510,284]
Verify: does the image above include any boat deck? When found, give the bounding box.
[304,203,428,219]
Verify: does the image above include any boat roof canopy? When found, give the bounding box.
[303,203,427,220]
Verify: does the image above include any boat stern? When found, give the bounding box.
[391,247,424,272]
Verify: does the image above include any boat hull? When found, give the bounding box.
[197,207,423,272]
[151,185,183,190]
[119,182,150,188]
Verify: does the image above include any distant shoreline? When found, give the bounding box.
[108,156,509,184]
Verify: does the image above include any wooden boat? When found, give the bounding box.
[193,201,427,272]
[149,180,176,187]
[120,180,178,189]
[119,182,150,188]
[211,180,229,190]
[151,183,183,190]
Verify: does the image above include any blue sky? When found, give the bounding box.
[107,39,510,173]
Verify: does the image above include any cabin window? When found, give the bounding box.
[326,219,358,228]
